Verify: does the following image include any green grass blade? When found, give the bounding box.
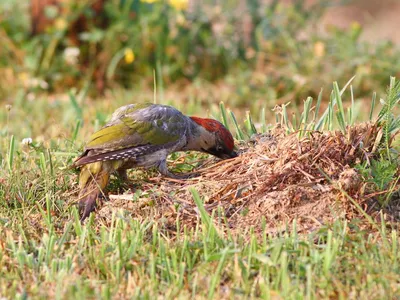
[333,81,346,132]
[106,48,127,80]
[190,188,217,236]
[219,102,229,129]
[229,110,246,140]
[68,90,83,120]
[7,135,15,172]
[72,119,82,143]
[349,85,354,125]
[260,107,267,133]
[314,88,323,125]
[245,111,257,136]
[369,92,376,121]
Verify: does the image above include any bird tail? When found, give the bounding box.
[78,161,112,221]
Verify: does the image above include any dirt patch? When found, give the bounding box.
[281,0,400,45]
[95,123,399,235]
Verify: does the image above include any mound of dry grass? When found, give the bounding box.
[95,123,400,235]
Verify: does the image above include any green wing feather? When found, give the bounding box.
[84,104,183,152]
[86,123,132,148]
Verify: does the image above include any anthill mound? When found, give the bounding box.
[96,123,400,235]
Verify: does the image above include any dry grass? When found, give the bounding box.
[90,123,400,236]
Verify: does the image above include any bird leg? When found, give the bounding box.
[78,188,107,222]
[116,169,129,182]
[116,169,137,190]
[157,160,199,179]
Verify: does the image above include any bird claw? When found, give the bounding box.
[79,201,96,222]
[78,194,106,222]
[119,180,138,191]
[158,160,199,179]
[164,171,199,180]
[115,169,138,190]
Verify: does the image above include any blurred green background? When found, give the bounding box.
[1,0,400,112]
[1,2,400,298]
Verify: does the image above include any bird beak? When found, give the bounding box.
[219,151,238,160]
[201,148,238,160]
[229,151,238,158]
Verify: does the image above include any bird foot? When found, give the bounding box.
[79,194,107,222]
[157,160,199,180]
[119,180,138,191]
[115,169,138,190]
[163,171,199,180]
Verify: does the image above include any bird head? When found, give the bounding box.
[190,117,237,159]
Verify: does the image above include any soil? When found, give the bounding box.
[94,123,400,237]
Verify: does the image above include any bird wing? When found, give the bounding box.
[73,104,186,166]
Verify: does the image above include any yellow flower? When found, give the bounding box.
[169,0,188,10]
[313,41,325,57]
[124,48,135,64]
[176,12,186,26]
[351,21,361,31]
[18,72,29,83]
[54,18,67,31]
[141,0,158,3]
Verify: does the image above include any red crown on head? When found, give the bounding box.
[190,117,234,151]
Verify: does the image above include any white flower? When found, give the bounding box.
[27,93,35,101]
[21,138,33,145]
[28,78,40,88]
[26,78,48,89]
[39,80,49,89]
[63,47,80,65]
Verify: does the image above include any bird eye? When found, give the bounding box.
[216,145,223,152]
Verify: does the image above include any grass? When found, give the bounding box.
[2,0,400,106]
[1,2,400,297]
[0,76,399,298]
[1,212,399,298]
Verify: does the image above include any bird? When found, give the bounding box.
[73,103,237,220]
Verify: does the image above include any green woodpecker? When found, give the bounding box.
[73,103,237,220]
